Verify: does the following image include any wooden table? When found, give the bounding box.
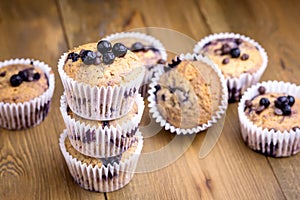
[1,0,300,199]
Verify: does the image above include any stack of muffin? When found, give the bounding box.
[57,40,145,192]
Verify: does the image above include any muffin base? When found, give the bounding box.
[59,129,143,192]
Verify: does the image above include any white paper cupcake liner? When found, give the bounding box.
[193,32,268,103]
[58,52,145,120]
[59,129,143,192]
[147,53,228,135]
[103,32,168,97]
[238,80,300,157]
[0,58,55,130]
[60,93,145,158]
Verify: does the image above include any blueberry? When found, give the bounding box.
[0,71,6,77]
[235,38,243,45]
[259,97,270,108]
[18,70,29,81]
[168,57,181,68]
[282,104,291,116]
[112,43,127,57]
[222,58,229,64]
[256,105,265,114]
[94,57,101,65]
[103,121,109,127]
[33,73,40,80]
[97,40,112,53]
[245,100,252,108]
[287,95,295,106]
[80,50,96,65]
[241,53,249,61]
[258,86,266,95]
[230,48,240,58]
[221,44,231,55]
[10,74,23,87]
[102,52,115,64]
[153,84,161,96]
[274,100,282,109]
[67,52,80,62]
[278,96,288,103]
[131,42,144,52]
[155,84,161,91]
[157,59,166,64]
[275,96,289,108]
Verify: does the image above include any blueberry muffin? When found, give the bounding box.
[149,54,227,134]
[59,130,143,192]
[0,59,55,129]
[58,40,145,120]
[238,81,300,157]
[194,33,268,103]
[60,94,144,158]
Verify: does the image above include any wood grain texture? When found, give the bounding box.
[200,1,300,199]
[0,0,104,199]
[1,0,300,199]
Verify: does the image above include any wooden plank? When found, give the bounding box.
[58,0,210,47]
[0,0,105,199]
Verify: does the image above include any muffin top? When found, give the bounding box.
[106,37,165,67]
[0,63,49,103]
[63,41,143,87]
[199,38,263,78]
[65,136,139,167]
[154,58,222,129]
[67,100,139,128]
[133,46,164,67]
[244,86,300,132]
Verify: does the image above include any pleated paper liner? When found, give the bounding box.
[60,93,144,158]
[238,80,300,157]
[59,129,143,192]
[0,58,55,129]
[58,52,145,120]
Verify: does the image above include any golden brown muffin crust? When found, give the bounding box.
[156,60,222,129]
[245,93,300,132]
[0,64,48,103]
[63,43,142,87]
[199,38,263,78]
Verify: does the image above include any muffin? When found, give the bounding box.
[103,32,167,97]
[238,81,300,157]
[60,93,144,158]
[59,129,143,192]
[58,40,145,120]
[194,32,268,103]
[0,58,55,129]
[148,53,228,134]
